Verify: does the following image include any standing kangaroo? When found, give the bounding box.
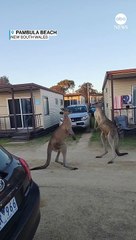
[94,105,128,164]
[31,109,78,170]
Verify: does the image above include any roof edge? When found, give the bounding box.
[0,82,64,96]
[102,68,136,90]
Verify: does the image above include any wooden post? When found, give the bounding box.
[30,87,35,129]
[111,75,114,121]
[11,87,17,131]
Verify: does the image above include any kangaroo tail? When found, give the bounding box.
[31,144,52,171]
[30,164,48,171]
[115,149,128,156]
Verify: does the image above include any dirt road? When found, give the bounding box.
[6,133,136,240]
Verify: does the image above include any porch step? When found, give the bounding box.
[11,134,30,141]
[11,130,30,141]
[1,125,58,141]
[11,128,44,141]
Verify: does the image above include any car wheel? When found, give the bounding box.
[85,125,91,133]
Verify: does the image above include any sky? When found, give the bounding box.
[0,0,136,92]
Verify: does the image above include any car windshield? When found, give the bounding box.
[0,146,12,170]
[67,106,87,113]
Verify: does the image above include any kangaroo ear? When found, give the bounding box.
[60,108,64,114]
[60,108,70,115]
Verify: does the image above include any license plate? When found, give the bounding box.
[72,122,77,126]
[0,197,18,231]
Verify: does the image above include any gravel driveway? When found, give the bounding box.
[6,133,136,240]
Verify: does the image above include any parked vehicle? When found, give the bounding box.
[60,104,90,129]
[0,145,40,240]
[89,105,96,116]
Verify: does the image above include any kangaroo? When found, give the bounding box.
[94,105,128,164]
[30,109,78,170]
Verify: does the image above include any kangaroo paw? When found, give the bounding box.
[71,167,78,170]
[64,165,78,170]
[55,161,63,165]
[108,160,114,164]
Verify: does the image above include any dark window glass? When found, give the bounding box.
[21,99,32,114]
[8,99,20,114]
[67,106,87,113]
[0,147,12,170]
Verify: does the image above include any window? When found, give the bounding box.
[8,98,32,128]
[55,98,58,105]
[60,99,63,106]
[43,97,49,115]
[64,100,70,108]
[67,105,87,113]
[71,99,77,105]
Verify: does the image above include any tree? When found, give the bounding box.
[76,82,98,104]
[0,76,10,85]
[50,79,75,94]
[58,79,75,92]
[50,85,65,94]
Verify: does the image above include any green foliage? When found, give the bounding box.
[0,76,10,85]
[50,85,65,94]
[58,79,75,92]
[50,79,75,94]
[76,82,98,104]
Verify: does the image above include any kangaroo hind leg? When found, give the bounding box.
[55,150,63,165]
[107,133,116,164]
[61,143,78,170]
[96,132,108,158]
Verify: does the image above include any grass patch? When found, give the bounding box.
[91,130,136,149]
[90,116,95,129]
[1,129,82,147]
[119,135,136,149]
[0,135,51,147]
[0,138,12,146]
[90,130,101,142]
[26,134,51,146]
[26,130,82,146]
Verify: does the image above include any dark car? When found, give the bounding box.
[0,145,40,240]
[89,106,96,116]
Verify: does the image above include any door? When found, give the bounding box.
[8,98,33,128]
[132,86,136,123]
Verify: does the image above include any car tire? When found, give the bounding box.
[85,126,91,133]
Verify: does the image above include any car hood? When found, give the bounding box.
[69,112,88,118]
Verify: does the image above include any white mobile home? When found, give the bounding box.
[102,68,136,123]
[0,83,64,139]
